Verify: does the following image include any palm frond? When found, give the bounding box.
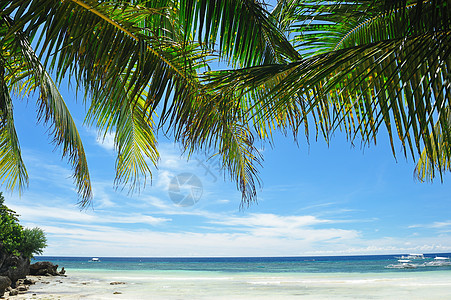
[208,0,451,181]
[4,0,265,204]
[85,74,159,193]
[415,108,451,181]
[174,90,263,205]
[0,63,28,192]
[1,13,93,204]
[179,0,301,66]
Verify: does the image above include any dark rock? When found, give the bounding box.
[110,281,126,285]
[23,278,35,285]
[17,285,28,292]
[0,254,30,287]
[0,276,11,297]
[9,289,18,296]
[113,291,122,294]
[29,261,63,276]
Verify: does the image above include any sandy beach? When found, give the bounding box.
[7,269,451,300]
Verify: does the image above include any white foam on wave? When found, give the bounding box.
[20,269,451,300]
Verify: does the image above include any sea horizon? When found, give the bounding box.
[34,252,451,259]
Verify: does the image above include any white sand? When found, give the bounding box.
[9,270,451,299]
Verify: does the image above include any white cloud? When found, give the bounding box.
[38,221,451,257]
[10,204,170,226]
[409,220,451,229]
[38,224,357,257]
[211,213,330,228]
[83,127,115,151]
[216,199,231,204]
[208,213,358,241]
[96,131,115,151]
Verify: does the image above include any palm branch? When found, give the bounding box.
[2,0,287,205]
[208,0,450,180]
[415,108,451,181]
[0,14,92,202]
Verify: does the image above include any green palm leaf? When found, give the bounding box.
[0,64,28,192]
[415,108,451,181]
[0,14,91,202]
[85,74,159,193]
[208,0,450,181]
[4,0,267,204]
[179,0,301,66]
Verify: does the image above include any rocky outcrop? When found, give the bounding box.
[0,276,12,297]
[0,251,30,288]
[0,245,64,296]
[29,261,65,276]
[7,277,36,296]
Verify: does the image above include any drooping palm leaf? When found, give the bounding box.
[3,0,270,204]
[208,0,450,181]
[4,0,202,199]
[0,14,91,202]
[0,63,28,192]
[14,33,92,204]
[179,0,301,66]
[415,108,451,181]
[85,73,159,193]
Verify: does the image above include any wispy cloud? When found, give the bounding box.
[211,213,331,228]
[10,204,170,226]
[95,130,115,151]
[409,220,451,229]
[209,213,358,240]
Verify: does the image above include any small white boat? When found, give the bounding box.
[395,253,425,260]
[423,257,451,267]
[89,257,100,262]
[385,259,419,269]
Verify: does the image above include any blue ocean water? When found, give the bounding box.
[33,253,451,274]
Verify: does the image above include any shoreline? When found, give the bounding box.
[6,268,451,299]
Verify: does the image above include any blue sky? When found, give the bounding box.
[3,0,450,256]
[3,80,451,257]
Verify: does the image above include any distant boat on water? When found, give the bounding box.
[395,253,425,260]
[385,259,419,269]
[423,257,451,267]
[90,257,100,262]
[386,254,451,269]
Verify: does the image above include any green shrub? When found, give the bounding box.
[0,193,24,255]
[20,227,47,258]
[0,192,47,258]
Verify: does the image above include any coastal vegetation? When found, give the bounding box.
[0,192,47,258]
[0,0,449,206]
[0,192,47,295]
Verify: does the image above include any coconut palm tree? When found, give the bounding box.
[0,0,449,207]
[208,0,450,182]
[0,0,297,206]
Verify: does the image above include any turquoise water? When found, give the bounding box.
[26,255,451,299]
[34,254,451,273]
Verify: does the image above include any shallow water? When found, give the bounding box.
[21,255,451,299]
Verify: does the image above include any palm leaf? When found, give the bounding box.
[85,73,159,193]
[208,0,450,181]
[0,63,28,192]
[415,108,451,181]
[0,13,93,204]
[4,0,266,204]
[179,0,301,66]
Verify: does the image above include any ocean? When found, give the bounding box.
[25,254,451,299]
